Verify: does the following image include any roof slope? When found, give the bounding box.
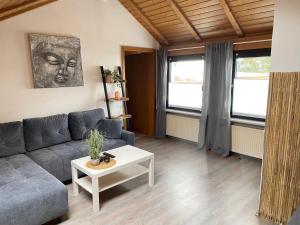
[119,0,275,45]
[0,0,57,21]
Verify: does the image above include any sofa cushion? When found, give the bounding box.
[27,138,126,181]
[69,108,105,140]
[97,119,122,139]
[0,154,68,225]
[27,140,88,181]
[0,121,25,157]
[23,114,71,151]
[103,138,126,151]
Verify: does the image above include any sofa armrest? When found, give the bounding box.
[121,130,135,146]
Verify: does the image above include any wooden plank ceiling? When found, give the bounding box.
[119,0,275,45]
[0,0,57,21]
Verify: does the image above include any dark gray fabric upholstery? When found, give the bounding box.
[0,121,25,157]
[121,130,135,146]
[23,114,71,151]
[103,138,126,151]
[97,119,122,139]
[0,108,134,225]
[27,138,126,181]
[0,154,68,225]
[69,108,105,140]
[26,140,88,181]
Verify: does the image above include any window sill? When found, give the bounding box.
[166,109,201,118]
[230,118,265,127]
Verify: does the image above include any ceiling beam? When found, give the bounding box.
[166,0,201,41]
[123,0,169,45]
[0,0,57,21]
[219,0,244,37]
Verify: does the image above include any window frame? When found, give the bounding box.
[167,54,204,113]
[231,48,272,122]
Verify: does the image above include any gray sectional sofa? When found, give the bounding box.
[0,108,135,225]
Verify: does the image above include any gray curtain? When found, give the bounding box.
[198,42,233,156]
[155,47,168,139]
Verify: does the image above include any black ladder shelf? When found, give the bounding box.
[100,66,131,130]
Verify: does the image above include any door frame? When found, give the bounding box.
[121,46,156,136]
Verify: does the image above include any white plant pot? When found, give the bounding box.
[90,158,100,166]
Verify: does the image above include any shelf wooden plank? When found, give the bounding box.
[108,97,129,102]
[75,164,148,193]
[111,114,132,119]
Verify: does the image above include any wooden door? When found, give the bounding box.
[125,52,156,136]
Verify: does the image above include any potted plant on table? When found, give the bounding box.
[87,129,104,165]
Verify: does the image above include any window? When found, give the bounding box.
[167,55,204,112]
[232,49,271,120]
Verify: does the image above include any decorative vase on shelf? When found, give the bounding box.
[114,90,121,100]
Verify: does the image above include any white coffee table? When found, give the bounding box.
[71,145,154,212]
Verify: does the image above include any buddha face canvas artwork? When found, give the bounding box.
[29,33,83,88]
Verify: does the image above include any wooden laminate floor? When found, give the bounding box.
[55,135,275,225]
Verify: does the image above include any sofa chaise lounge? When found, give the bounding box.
[0,108,135,225]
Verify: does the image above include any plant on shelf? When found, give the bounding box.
[102,68,113,76]
[102,69,113,83]
[111,70,123,87]
[103,68,124,86]
[102,67,125,99]
[86,129,104,165]
[111,69,124,100]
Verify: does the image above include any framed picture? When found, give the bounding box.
[29,33,84,88]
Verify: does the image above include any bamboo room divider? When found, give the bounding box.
[259,72,300,225]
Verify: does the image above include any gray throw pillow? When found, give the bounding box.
[97,119,122,139]
[0,121,26,157]
[69,108,105,140]
[23,114,71,151]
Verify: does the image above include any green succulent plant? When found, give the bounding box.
[86,129,104,160]
[103,69,113,77]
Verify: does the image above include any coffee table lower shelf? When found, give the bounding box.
[75,164,148,193]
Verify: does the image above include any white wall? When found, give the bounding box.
[271,0,300,72]
[0,0,157,122]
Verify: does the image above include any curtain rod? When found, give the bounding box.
[167,34,272,51]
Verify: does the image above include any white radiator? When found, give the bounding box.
[166,114,265,159]
[231,125,265,159]
[166,114,199,142]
